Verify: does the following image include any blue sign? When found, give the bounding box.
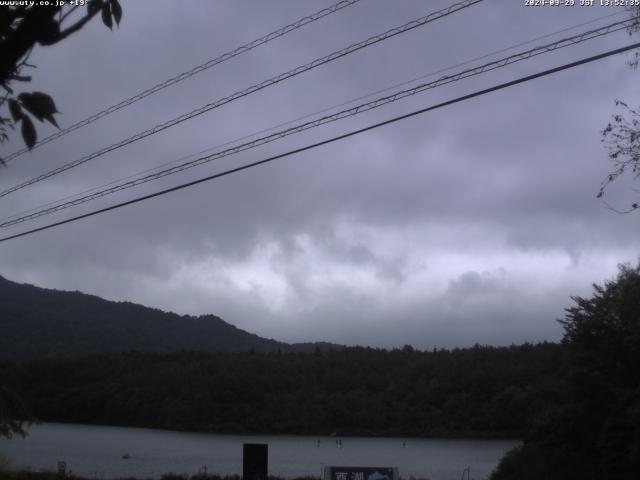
[325,466,397,480]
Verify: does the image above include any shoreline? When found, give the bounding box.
[15,421,522,442]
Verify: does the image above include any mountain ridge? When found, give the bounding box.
[0,275,340,361]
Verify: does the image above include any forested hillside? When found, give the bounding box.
[0,343,564,438]
[0,276,334,360]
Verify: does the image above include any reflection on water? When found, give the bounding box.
[0,423,518,480]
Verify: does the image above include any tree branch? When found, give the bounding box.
[55,5,102,42]
[0,7,60,84]
[59,5,80,25]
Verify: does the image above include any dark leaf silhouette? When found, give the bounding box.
[88,0,102,15]
[101,3,113,30]
[8,99,22,122]
[18,92,59,127]
[111,0,122,26]
[20,115,36,149]
[34,15,61,46]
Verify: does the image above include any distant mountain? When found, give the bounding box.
[0,275,338,361]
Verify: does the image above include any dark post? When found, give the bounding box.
[243,443,268,480]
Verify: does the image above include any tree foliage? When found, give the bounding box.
[0,343,565,439]
[600,100,640,211]
[0,386,30,439]
[560,263,640,383]
[491,263,640,480]
[0,0,122,160]
[598,7,640,211]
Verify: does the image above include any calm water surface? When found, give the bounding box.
[0,423,518,480]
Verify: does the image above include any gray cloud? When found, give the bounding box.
[1,0,639,349]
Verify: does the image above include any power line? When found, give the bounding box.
[1,0,364,163]
[1,41,638,244]
[1,10,625,226]
[2,17,631,227]
[0,0,484,198]
[1,17,634,229]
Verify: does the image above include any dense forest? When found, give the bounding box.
[0,342,564,438]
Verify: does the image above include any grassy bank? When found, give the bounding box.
[0,472,433,480]
[1,472,322,480]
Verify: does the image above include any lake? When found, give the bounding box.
[0,423,518,480]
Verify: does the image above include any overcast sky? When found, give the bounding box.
[1,0,639,349]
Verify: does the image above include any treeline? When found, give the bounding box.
[0,342,565,438]
[0,473,320,480]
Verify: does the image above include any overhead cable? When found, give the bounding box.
[0,10,627,226]
[0,17,634,228]
[0,0,484,198]
[1,41,639,244]
[1,0,364,163]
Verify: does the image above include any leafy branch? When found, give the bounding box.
[599,100,640,212]
[0,0,122,163]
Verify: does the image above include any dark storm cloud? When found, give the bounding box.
[1,0,639,348]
